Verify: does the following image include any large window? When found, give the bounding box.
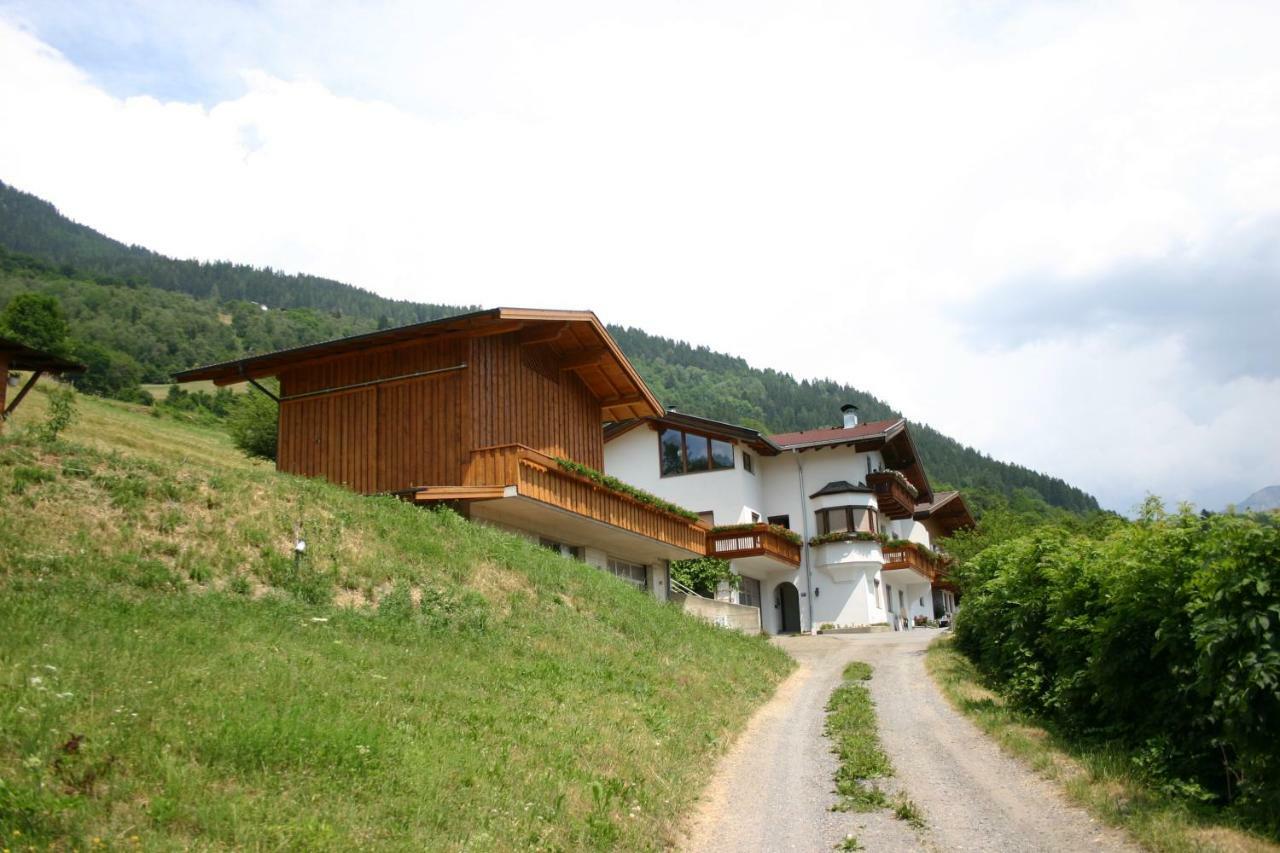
[815,505,879,536]
[738,576,762,608]
[659,428,735,477]
[606,557,648,591]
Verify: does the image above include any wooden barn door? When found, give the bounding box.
[375,372,464,493]
[278,388,378,493]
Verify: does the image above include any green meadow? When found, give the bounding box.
[0,386,792,850]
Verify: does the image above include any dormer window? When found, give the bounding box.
[660,428,734,477]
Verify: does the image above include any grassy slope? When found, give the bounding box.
[925,638,1278,853]
[0,387,793,850]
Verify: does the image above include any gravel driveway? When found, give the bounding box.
[679,629,1137,852]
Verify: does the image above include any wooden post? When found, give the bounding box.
[0,355,8,426]
[2,369,43,422]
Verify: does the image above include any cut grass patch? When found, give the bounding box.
[825,661,925,830]
[925,637,1279,853]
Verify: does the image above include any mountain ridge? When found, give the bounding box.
[0,178,1098,512]
[1240,485,1280,512]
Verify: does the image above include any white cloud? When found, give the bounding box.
[1,1,1279,512]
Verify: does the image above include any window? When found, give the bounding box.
[686,435,709,472]
[606,557,647,591]
[815,505,879,536]
[711,439,734,469]
[874,577,883,608]
[743,452,754,474]
[738,576,762,608]
[660,429,683,476]
[658,428,735,477]
[697,510,715,527]
[767,514,791,530]
[751,511,760,523]
[540,539,583,561]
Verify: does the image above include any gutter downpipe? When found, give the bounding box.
[793,448,816,634]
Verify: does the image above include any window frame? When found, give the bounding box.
[605,557,648,591]
[815,505,879,536]
[658,427,737,477]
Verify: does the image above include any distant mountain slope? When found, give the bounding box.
[0,179,1098,512]
[0,180,467,326]
[1240,485,1280,512]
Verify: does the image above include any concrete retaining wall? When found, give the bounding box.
[670,593,762,634]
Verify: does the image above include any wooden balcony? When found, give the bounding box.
[882,541,945,583]
[433,443,709,555]
[707,524,802,568]
[866,470,919,519]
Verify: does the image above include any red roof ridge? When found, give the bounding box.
[767,417,904,448]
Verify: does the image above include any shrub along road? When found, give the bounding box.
[682,630,1136,852]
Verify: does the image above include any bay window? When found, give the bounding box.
[815,505,879,536]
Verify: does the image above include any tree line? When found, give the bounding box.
[0,177,1098,512]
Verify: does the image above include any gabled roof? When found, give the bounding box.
[809,480,873,499]
[173,307,663,421]
[768,417,933,503]
[768,418,904,450]
[605,409,780,454]
[0,336,84,374]
[914,490,976,536]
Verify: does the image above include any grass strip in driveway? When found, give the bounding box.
[825,661,925,829]
[925,636,1279,853]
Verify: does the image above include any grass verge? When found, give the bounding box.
[825,661,925,830]
[926,636,1279,853]
[0,387,794,850]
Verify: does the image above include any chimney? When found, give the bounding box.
[841,404,859,428]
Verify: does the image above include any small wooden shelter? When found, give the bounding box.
[0,336,85,427]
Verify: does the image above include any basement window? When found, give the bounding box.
[605,557,648,591]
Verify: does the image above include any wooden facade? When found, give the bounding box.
[274,332,609,495]
[438,444,707,554]
[707,524,802,567]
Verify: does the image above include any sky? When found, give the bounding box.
[0,0,1277,513]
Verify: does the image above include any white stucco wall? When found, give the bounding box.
[603,426,765,525]
[890,518,934,548]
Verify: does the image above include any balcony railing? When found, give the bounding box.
[866,470,919,519]
[707,524,802,567]
[461,444,708,555]
[881,541,946,582]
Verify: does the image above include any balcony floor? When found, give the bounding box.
[468,493,705,564]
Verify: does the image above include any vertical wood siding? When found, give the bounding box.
[274,332,605,494]
[467,336,605,470]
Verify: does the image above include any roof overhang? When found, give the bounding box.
[605,410,781,454]
[914,491,976,536]
[0,337,85,374]
[172,307,663,421]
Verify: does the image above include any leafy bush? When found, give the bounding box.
[953,508,1280,828]
[670,557,737,597]
[34,384,77,443]
[809,530,885,546]
[227,386,278,460]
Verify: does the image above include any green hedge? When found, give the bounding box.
[953,510,1280,828]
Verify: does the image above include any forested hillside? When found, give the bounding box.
[0,179,1098,512]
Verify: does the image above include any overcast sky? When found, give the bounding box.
[1,0,1277,513]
